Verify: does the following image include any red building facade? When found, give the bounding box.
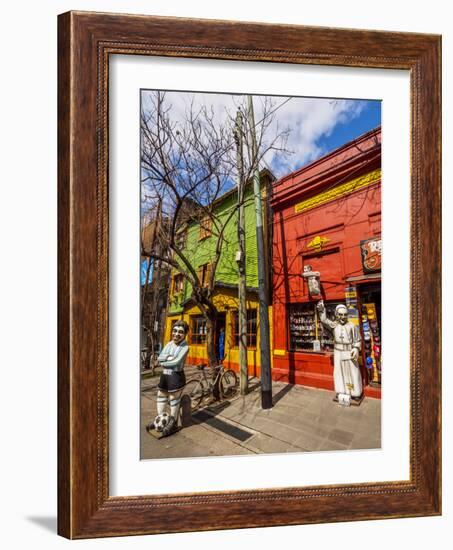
[271,127,382,398]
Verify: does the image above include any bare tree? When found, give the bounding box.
[141,91,290,368]
[140,198,174,373]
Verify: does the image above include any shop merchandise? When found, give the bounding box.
[361,302,381,384]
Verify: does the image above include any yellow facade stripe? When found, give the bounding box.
[294,169,381,214]
[163,294,273,373]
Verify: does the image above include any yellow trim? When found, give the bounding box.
[273,349,286,356]
[295,169,381,214]
[163,289,272,373]
[307,235,330,251]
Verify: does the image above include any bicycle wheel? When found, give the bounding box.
[183,379,205,410]
[220,369,238,399]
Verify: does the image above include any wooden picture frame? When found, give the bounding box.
[58,11,441,538]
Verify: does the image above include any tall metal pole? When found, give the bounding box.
[247,96,272,409]
[234,109,249,395]
[141,198,161,369]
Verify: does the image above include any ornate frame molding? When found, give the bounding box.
[58,11,441,538]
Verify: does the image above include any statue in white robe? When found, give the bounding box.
[317,301,362,399]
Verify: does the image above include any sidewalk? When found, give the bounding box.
[140,367,381,460]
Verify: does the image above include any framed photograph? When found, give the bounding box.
[58,11,441,538]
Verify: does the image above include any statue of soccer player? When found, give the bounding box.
[147,320,190,437]
[317,301,362,402]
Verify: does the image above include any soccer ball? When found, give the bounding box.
[154,412,170,432]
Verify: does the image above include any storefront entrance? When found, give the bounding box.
[358,283,381,391]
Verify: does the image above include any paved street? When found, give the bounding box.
[141,367,381,460]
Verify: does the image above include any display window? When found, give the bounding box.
[288,301,342,352]
[231,309,257,348]
[190,315,207,344]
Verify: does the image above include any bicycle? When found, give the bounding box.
[183,363,238,411]
[140,348,160,374]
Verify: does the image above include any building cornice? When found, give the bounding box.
[271,127,381,211]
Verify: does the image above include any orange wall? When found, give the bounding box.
[272,169,381,395]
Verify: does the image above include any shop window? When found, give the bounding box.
[191,316,207,345]
[199,216,212,240]
[288,301,341,352]
[231,309,257,348]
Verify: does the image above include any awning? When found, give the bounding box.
[346,273,381,283]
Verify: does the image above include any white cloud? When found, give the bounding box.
[141,90,368,180]
[259,97,367,175]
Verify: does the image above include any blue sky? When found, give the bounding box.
[141,258,154,286]
[257,95,381,177]
[312,100,381,164]
[141,90,381,182]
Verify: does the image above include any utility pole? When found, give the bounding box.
[247,96,272,409]
[141,198,161,370]
[234,109,248,395]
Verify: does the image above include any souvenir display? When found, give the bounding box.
[361,302,381,384]
[288,302,341,351]
[366,307,376,320]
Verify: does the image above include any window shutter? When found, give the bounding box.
[205,263,213,287]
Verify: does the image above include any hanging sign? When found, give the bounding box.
[345,286,359,326]
[360,238,382,273]
[345,288,357,300]
[302,265,321,296]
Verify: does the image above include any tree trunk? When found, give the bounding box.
[205,314,220,399]
[205,315,217,368]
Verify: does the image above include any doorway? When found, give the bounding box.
[358,283,381,387]
[215,312,226,364]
